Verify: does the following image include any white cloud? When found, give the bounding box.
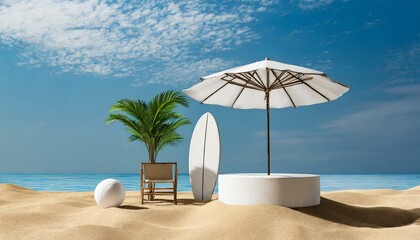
[385,42,420,74]
[383,42,420,86]
[304,58,333,71]
[323,93,420,138]
[130,58,234,87]
[0,0,276,85]
[363,18,385,29]
[384,84,420,96]
[296,0,334,10]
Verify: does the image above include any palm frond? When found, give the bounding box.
[149,91,189,125]
[106,114,142,134]
[156,132,183,154]
[108,99,149,126]
[106,91,190,162]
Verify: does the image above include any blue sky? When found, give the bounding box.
[0,0,419,174]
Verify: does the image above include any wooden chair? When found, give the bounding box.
[140,162,177,204]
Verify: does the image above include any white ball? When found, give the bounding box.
[94,179,126,208]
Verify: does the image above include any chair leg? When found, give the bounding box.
[140,163,144,205]
[150,183,155,201]
[147,183,153,201]
[141,187,144,205]
[174,183,177,205]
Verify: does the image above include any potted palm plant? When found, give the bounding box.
[106,90,190,163]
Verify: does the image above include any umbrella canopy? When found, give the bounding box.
[183,58,349,175]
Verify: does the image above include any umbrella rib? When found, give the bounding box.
[270,71,315,89]
[253,71,267,89]
[330,78,350,89]
[271,70,296,108]
[227,73,264,90]
[231,81,248,108]
[281,72,301,84]
[221,76,262,91]
[236,72,265,89]
[248,71,266,89]
[201,73,264,104]
[269,72,296,89]
[268,70,286,90]
[289,72,331,102]
[234,72,264,89]
[279,77,314,88]
[200,77,234,103]
[271,72,296,89]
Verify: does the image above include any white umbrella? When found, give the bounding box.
[183,58,349,175]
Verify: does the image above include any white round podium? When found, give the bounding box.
[218,173,320,207]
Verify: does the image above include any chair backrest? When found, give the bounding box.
[142,163,175,180]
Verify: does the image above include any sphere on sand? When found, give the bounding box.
[94,179,126,208]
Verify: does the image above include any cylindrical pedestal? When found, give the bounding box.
[218,173,320,207]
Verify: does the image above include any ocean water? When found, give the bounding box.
[0,173,419,192]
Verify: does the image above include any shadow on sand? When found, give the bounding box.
[294,197,420,228]
[140,197,214,206]
[118,205,149,210]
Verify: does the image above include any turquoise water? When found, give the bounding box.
[0,174,419,192]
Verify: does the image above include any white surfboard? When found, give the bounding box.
[189,112,221,201]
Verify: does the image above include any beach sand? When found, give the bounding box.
[1,184,419,240]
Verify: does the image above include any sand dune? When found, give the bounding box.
[1,184,419,240]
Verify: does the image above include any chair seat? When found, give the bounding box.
[144,179,174,183]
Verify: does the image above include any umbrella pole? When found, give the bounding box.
[266,92,270,175]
